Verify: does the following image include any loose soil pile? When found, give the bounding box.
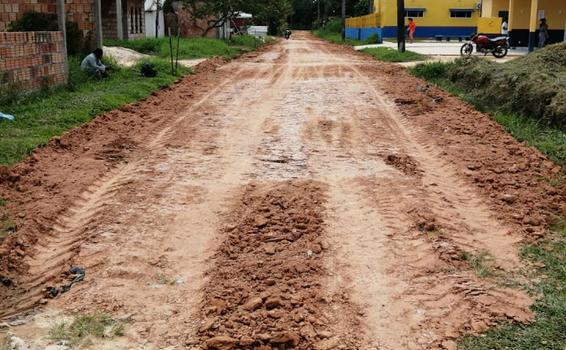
[194,181,362,349]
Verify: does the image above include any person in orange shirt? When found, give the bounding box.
[408,18,416,44]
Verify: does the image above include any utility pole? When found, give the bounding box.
[397,0,405,52]
[369,0,373,14]
[155,0,160,38]
[341,0,346,41]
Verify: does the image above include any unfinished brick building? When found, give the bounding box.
[0,0,146,46]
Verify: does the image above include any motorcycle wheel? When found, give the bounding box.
[493,45,508,58]
[460,43,473,56]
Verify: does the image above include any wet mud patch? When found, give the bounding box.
[193,181,362,349]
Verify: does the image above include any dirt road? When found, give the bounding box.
[1,33,563,349]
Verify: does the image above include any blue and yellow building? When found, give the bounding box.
[374,0,481,38]
[346,0,565,48]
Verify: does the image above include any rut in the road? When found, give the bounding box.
[193,181,362,349]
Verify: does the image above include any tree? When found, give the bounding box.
[175,0,293,37]
[178,0,249,37]
[244,0,293,35]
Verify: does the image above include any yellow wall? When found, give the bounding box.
[482,0,566,30]
[374,0,481,27]
[539,0,566,30]
[482,0,510,17]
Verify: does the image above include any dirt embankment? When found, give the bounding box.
[361,55,565,238]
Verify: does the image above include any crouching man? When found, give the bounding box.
[80,48,108,78]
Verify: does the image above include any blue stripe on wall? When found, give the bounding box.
[382,26,476,38]
[345,27,383,43]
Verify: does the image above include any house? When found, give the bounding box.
[100,0,146,40]
[373,0,481,38]
[480,0,565,49]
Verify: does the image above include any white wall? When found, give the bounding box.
[144,0,165,38]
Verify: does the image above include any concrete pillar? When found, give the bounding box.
[93,0,103,48]
[116,0,124,39]
[508,0,515,30]
[482,0,493,18]
[528,0,538,51]
[56,0,68,84]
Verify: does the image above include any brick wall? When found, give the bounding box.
[0,31,67,92]
[0,0,96,51]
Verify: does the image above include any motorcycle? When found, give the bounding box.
[460,34,509,58]
[285,30,292,40]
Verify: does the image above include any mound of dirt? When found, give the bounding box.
[193,181,362,349]
[447,42,566,129]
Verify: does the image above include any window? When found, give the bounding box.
[405,9,425,18]
[450,9,473,18]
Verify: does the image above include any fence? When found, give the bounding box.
[345,13,383,43]
[0,31,67,93]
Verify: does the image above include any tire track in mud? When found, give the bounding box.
[306,37,533,348]
[0,50,288,319]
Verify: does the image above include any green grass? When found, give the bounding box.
[464,251,497,278]
[0,216,15,241]
[411,62,566,166]
[362,47,426,62]
[49,313,125,346]
[105,35,265,60]
[0,56,189,166]
[459,223,566,350]
[411,61,566,350]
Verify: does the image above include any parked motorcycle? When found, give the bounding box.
[460,34,509,58]
[285,30,292,40]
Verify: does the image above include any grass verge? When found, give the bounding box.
[362,47,426,63]
[411,62,566,166]
[105,35,267,60]
[49,313,125,346]
[0,56,189,166]
[411,61,566,350]
[459,222,566,350]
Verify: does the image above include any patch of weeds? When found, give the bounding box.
[0,55,189,166]
[106,35,265,60]
[0,216,15,240]
[156,273,177,286]
[460,250,497,278]
[362,47,426,63]
[459,223,566,349]
[49,313,125,346]
[0,198,6,207]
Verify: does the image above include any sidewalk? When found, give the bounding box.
[355,41,529,56]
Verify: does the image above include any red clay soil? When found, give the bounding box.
[364,60,565,237]
[0,33,564,349]
[0,56,238,313]
[193,181,362,349]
